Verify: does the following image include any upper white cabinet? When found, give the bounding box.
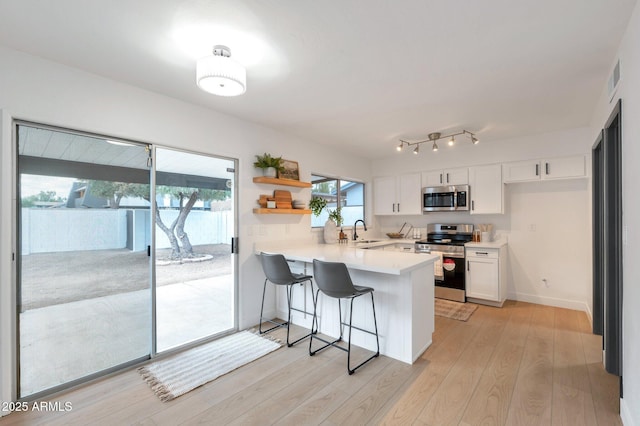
[502,155,586,183]
[373,173,422,215]
[469,164,503,214]
[422,167,468,186]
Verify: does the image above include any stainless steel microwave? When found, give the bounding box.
[422,185,470,212]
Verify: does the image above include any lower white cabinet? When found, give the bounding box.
[465,244,507,306]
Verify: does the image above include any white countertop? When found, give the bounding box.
[465,239,508,249]
[254,240,436,275]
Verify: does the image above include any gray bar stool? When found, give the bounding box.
[310,259,380,374]
[259,252,317,347]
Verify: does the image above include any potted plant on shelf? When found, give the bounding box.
[253,153,283,178]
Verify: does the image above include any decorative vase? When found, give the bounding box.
[323,219,338,244]
[263,167,277,178]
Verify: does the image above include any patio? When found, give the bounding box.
[19,245,234,396]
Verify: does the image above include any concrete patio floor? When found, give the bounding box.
[19,275,234,397]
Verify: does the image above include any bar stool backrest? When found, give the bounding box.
[312,259,357,298]
[260,252,296,285]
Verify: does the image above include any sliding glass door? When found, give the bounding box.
[17,123,152,397]
[154,147,236,352]
[16,124,238,398]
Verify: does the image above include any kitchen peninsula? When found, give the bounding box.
[254,241,437,364]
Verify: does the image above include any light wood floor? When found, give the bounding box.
[0,301,620,425]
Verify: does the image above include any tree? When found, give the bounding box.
[21,190,65,207]
[88,181,149,208]
[155,186,229,260]
[86,179,230,260]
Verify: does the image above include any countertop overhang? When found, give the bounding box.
[254,240,436,275]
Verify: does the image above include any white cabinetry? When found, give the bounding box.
[502,155,586,183]
[422,167,468,186]
[469,164,503,214]
[465,244,507,307]
[373,173,422,215]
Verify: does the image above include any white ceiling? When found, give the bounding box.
[0,1,636,159]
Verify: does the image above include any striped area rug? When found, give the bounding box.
[435,298,478,321]
[138,330,281,401]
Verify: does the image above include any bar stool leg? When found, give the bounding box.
[259,278,269,334]
[346,293,380,375]
[285,279,317,347]
[371,292,380,356]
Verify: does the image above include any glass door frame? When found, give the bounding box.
[149,144,239,357]
[14,120,154,399]
[12,120,240,399]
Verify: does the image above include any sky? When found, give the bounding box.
[20,175,77,199]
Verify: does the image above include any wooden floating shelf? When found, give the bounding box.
[252,177,312,188]
[253,208,311,215]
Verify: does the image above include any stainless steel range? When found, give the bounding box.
[415,223,473,302]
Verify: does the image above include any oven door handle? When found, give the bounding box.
[441,253,464,258]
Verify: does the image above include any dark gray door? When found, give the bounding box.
[592,99,623,385]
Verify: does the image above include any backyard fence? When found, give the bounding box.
[21,208,233,255]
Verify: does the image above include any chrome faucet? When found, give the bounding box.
[353,219,367,240]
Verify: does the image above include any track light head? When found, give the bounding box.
[472,136,479,144]
[397,142,403,152]
[413,145,419,155]
[448,136,455,146]
[432,141,438,152]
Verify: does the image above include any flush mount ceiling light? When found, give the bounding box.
[397,130,478,154]
[196,45,246,97]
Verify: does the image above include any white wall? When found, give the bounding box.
[590,1,640,424]
[372,127,594,314]
[0,46,372,407]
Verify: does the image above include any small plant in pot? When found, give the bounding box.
[253,153,283,178]
[328,207,343,226]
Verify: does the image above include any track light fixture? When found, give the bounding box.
[397,129,479,154]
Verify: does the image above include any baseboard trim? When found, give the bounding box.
[621,397,635,426]
[507,291,590,314]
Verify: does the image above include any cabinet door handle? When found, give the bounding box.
[392,203,395,212]
[440,173,443,184]
[467,260,470,271]
[446,173,450,183]
[397,203,400,212]
[535,164,539,176]
[545,162,550,175]
[475,251,489,256]
[471,200,475,211]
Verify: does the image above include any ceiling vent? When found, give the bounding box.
[608,60,620,101]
